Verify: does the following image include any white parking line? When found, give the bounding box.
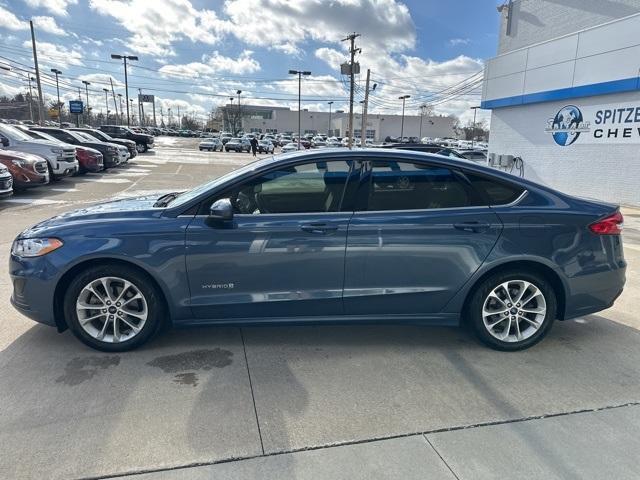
[80,177,132,183]
[3,198,65,205]
[50,188,79,192]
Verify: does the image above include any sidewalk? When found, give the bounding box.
[118,404,640,480]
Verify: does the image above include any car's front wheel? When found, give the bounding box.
[136,143,147,153]
[63,265,164,351]
[467,271,556,351]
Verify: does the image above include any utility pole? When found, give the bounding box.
[228,97,234,132]
[138,89,144,127]
[470,106,480,147]
[111,54,138,126]
[82,80,91,126]
[342,32,360,149]
[289,70,311,149]
[117,94,123,124]
[399,94,410,140]
[327,101,333,136]
[109,77,119,125]
[360,68,371,147]
[152,99,157,127]
[51,68,62,126]
[103,88,109,124]
[177,105,180,129]
[26,75,35,122]
[29,21,45,125]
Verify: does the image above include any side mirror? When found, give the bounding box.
[209,198,233,221]
[0,138,9,147]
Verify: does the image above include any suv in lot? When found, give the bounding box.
[99,125,154,153]
[0,124,77,180]
[31,127,121,169]
[0,150,49,190]
[0,163,13,198]
[71,128,137,160]
[225,137,251,152]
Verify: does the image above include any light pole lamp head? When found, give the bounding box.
[237,90,242,95]
[399,95,410,100]
[51,68,62,75]
[82,80,91,86]
[302,71,311,76]
[288,70,297,75]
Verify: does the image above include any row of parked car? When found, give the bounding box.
[0,123,155,199]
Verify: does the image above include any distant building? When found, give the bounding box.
[219,104,457,140]
[482,0,640,206]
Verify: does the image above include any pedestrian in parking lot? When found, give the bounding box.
[250,136,258,157]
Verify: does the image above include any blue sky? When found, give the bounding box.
[0,0,501,124]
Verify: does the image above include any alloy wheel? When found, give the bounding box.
[481,280,546,343]
[75,276,148,343]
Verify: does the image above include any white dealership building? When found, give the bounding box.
[482,0,640,206]
[219,104,457,141]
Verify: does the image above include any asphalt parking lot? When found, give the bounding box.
[1,137,639,480]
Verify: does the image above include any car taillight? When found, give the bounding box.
[589,211,624,235]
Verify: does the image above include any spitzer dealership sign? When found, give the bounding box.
[545,103,640,146]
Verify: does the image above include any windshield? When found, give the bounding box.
[87,130,111,141]
[76,132,99,142]
[168,155,276,208]
[30,130,61,143]
[0,124,33,141]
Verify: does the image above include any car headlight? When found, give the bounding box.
[11,159,26,167]
[107,146,117,153]
[11,238,64,257]
[51,147,64,154]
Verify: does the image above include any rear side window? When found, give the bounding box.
[362,161,480,211]
[465,173,525,205]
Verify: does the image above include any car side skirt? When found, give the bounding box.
[174,313,459,328]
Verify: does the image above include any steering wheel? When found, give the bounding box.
[235,191,256,214]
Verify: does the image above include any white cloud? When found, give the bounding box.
[21,40,84,68]
[89,0,233,56]
[23,0,78,17]
[449,38,470,46]
[0,6,28,30]
[33,16,67,35]
[223,0,415,53]
[159,50,261,77]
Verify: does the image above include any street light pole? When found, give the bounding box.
[82,80,91,125]
[398,95,410,140]
[103,88,109,124]
[289,70,311,149]
[419,104,427,141]
[327,101,333,136]
[470,106,480,148]
[228,97,234,133]
[51,68,62,126]
[236,90,242,135]
[111,54,138,127]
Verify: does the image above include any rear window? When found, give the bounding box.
[465,173,525,205]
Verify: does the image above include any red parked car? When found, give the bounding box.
[75,146,104,173]
[0,149,49,191]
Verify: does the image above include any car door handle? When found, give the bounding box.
[300,223,339,234]
[453,222,491,233]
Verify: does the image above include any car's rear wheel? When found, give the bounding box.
[467,271,556,351]
[63,265,164,351]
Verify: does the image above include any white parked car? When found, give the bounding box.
[199,138,223,151]
[258,140,275,154]
[281,142,303,153]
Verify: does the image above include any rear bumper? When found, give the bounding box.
[563,263,626,319]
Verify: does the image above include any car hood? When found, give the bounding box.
[19,194,164,238]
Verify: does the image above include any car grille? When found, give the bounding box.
[0,176,13,190]
[34,161,47,174]
[61,148,76,162]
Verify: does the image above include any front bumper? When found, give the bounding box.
[104,153,120,168]
[52,159,79,177]
[9,254,59,327]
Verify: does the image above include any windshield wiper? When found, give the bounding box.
[153,192,182,207]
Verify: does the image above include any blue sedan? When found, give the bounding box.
[9,149,626,351]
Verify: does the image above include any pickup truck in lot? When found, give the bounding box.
[99,125,154,153]
[0,124,77,180]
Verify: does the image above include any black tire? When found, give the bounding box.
[47,161,61,182]
[63,264,165,352]
[137,143,148,153]
[466,270,556,351]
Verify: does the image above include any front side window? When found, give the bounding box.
[215,160,352,214]
[363,160,480,211]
